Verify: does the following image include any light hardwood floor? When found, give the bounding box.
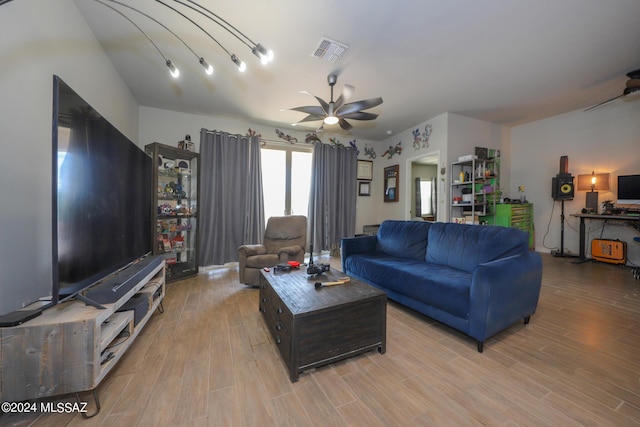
[3,254,640,426]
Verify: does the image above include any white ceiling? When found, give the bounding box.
[74,0,640,141]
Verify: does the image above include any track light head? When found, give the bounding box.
[252,43,274,65]
[199,57,214,75]
[231,54,246,72]
[166,60,180,78]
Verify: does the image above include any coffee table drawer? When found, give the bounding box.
[259,276,293,365]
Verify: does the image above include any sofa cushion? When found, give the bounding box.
[344,253,471,318]
[426,222,528,273]
[376,220,431,260]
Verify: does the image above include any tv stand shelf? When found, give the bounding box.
[0,259,165,411]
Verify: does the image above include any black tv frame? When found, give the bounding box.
[51,75,153,309]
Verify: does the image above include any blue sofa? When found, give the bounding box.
[341,220,542,352]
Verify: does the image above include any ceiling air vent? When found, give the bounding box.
[312,37,349,63]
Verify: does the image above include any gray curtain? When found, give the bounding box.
[308,142,358,253]
[199,129,265,266]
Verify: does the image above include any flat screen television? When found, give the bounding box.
[617,174,640,205]
[52,76,152,305]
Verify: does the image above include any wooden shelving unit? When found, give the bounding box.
[0,260,165,413]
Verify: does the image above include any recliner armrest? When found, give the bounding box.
[238,244,267,257]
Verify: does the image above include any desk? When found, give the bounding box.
[570,214,640,261]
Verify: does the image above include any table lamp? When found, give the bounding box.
[577,171,609,213]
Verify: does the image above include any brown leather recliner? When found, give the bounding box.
[238,215,307,286]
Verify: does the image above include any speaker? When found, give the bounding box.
[559,155,569,175]
[552,175,574,200]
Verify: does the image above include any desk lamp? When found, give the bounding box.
[577,171,609,213]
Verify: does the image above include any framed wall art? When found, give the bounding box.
[359,181,371,196]
[384,164,399,202]
[357,160,373,181]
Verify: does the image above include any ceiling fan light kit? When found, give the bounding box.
[290,73,383,131]
[324,115,339,125]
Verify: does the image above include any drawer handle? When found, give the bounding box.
[262,297,267,303]
[276,323,282,331]
[277,307,283,314]
[276,336,281,345]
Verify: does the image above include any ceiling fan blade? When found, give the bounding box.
[299,90,329,114]
[583,93,625,112]
[334,84,355,110]
[337,97,383,115]
[340,111,379,121]
[295,114,325,124]
[289,105,326,116]
[339,118,353,131]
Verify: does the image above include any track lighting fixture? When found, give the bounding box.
[93,0,182,79]
[166,60,180,78]
[231,54,247,73]
[90,0,273,79]
[252,43,274,65]
[199,58,214,75]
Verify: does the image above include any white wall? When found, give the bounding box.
[365,113,449,225]
[0,0,139,315]
[363,113,508,227]
[511,99,640,264]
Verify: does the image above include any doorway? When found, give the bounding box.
[405,151,442,222]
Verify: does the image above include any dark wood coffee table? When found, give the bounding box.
[259,267,387,382]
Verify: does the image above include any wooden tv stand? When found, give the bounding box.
[0,258,165,416]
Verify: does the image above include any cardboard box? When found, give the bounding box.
[458,154,478,162]
[465,215,480,225]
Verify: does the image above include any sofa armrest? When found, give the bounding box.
[341,235,378,267]
[469,251,543,342]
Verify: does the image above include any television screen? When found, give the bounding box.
[52,76,152,302]
[617,174,640,205]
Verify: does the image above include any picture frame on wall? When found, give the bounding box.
[359,181,371,196]
[357,160,373,181]
[384,164,399,202]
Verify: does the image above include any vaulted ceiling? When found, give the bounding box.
[74,0,640,141]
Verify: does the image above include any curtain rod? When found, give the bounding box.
[202,128,356,149]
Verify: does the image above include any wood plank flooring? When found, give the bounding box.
[3,254,640,426]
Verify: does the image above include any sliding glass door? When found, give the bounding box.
[261,145,312,223]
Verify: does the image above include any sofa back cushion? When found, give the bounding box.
[376,220,431,260]
[426,222,528,272]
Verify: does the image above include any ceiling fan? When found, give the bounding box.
[584,68,640,111]
[289,74,383,131]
